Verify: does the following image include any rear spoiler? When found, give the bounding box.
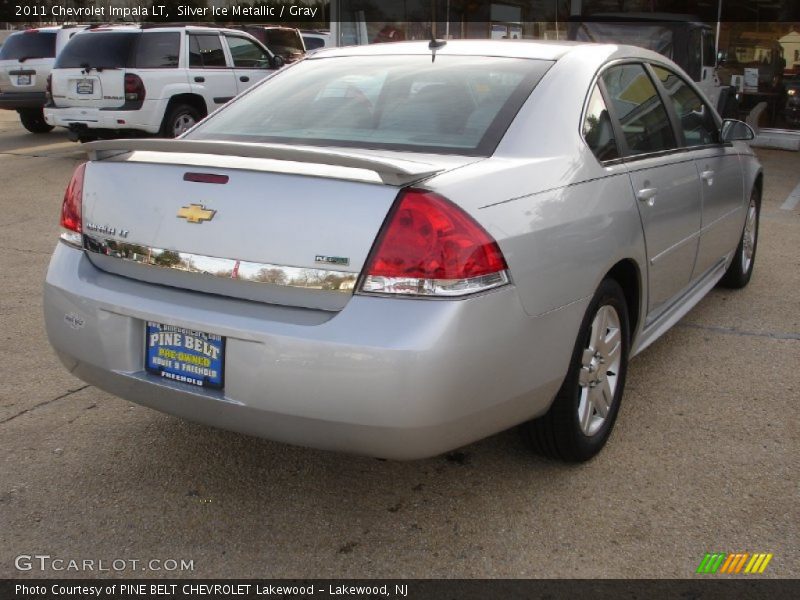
[84,139,443,186]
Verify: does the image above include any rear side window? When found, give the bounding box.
[135,32,180,68]
[0,31,57,60]
[652,66,719,147]
[55,32,137,69]
[601,64,676,156]
[583,85,619,161]
[189,35,227,68]
[187,55,552,156]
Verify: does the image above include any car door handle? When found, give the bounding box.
[637,187,658,206]
[700,169,715,185]
[194,76,205,83]
[239,76,249,83]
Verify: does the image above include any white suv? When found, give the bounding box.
[44,25,282,142]
[0,26,87,133]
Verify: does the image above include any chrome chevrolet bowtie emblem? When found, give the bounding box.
[177,204,216,224]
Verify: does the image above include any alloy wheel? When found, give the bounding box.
[577,305,622,436]
[742,197,758,274]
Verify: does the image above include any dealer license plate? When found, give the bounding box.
[145,322,225,389]
[76,79,94,94]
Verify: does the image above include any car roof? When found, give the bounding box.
[310,39,651,62]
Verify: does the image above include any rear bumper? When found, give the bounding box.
[44,244,585,459]
[44,99,163,134]
[0,91,47,109]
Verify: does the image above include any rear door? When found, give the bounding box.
[650,64,744,279]
[188,33,237,109]
[222,34,272,94]
[602,62,703,316]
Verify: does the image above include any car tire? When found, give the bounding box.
[18,108,54,134]
[162,103,201,139]
[526,278,630,462]
[719,187,760,289]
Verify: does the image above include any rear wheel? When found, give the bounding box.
[161,103,201,138]
[18,108,54,134]
[526,279,630,462]
[719,187,760,288]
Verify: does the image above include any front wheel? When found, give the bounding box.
[719,187,760,289]
[161,104,201,138]
[526,279,630,462]
[18,108,54,134]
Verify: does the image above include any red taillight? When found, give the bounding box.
[60,163,86,246]
[124,73,145,102]
[361,189,509,297]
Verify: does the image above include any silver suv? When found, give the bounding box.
[0,26,86,133]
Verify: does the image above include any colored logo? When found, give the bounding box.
[696,552,773,574]
[177,204,216,224]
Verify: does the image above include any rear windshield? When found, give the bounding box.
[0,31,57,61]
[55,32,138,69]
[188,55,552,156]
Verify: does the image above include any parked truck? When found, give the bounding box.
[568,14,740,118]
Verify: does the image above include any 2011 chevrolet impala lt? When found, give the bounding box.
[43,41,761,461]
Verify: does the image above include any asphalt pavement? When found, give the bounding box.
[0,110,798,579]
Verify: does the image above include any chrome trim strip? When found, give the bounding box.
[82,235,358,293]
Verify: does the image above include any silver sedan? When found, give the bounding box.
[44,40,761,461]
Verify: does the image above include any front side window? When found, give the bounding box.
[582,85,619,161]
[134,32,180,68]
[188,34,226,68]
[187,55,552,156]
[601,64,676,156]
[224,35,270,68]
[652,65,719,147]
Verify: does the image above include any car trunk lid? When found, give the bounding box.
[79,140,478,311]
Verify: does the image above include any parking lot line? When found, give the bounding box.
[0,141,79,157]
[780,180,800,210]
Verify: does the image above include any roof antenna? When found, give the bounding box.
[429,28,446,63]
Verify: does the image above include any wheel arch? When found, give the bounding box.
[753,170,764,201]
[164,93,208,120]
[603,258,642,344]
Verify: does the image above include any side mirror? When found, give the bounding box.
[271,55,285,70]
[720,119,755,142]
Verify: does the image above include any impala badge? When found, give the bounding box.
[177,204,216,224]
